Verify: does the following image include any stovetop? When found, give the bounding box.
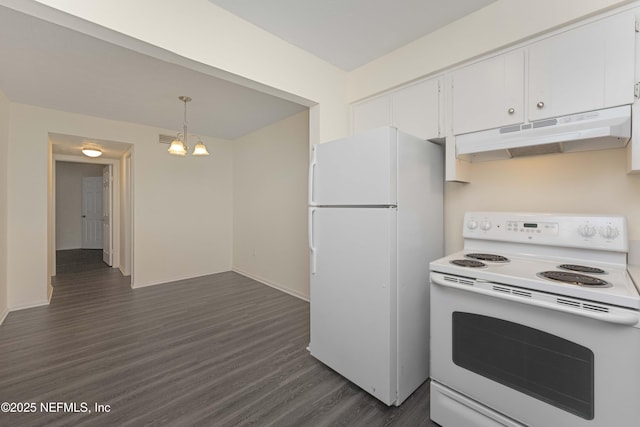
[431,211,640,310]
[431,251,640,309]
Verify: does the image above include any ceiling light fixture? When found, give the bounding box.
[82,148,103,158]
[168,96,210,156]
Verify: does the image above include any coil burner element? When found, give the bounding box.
[537,271,610,287]
[450,259,486,268]
[466,253,510,263]
[558,264,606,274]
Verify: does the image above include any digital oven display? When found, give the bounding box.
[523,223,538,228]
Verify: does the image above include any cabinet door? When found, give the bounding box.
[528,12,635,121]
[352,94,391,135]
[392,77,441,140]
[451,50,525,135]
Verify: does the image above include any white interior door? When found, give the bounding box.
[102,165,113,266]
[309,206,397,405]
[81,176,103,249]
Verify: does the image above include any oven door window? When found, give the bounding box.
[452,312,594,420]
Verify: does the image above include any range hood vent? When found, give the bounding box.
[456,105,631,162]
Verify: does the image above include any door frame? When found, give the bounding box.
[102,164,113,266]
[121,151,133,277]
[50,154,121,276]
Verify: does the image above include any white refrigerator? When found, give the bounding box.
[308,126,444,406]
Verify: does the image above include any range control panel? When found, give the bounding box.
[505,220,559,236]
[463,212,628,252]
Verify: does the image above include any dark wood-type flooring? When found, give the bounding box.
[56,249,109,274]
[0,258,434,426]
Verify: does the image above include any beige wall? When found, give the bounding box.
[444,149,640,253]
[0,90,8,322]
[348,0,633,101]
[233,110,310,300]
[2,0,635,314]
[344,0,640,255]
[29,0,631,139]
[7,103,233,309]
[55,162,105,250]
[25,0,349,146]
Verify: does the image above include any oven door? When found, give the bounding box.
[430,272,640,427]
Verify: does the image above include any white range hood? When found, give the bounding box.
[456,105,631,162]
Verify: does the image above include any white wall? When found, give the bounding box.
[233,110,310,300]
[444,149,640,253]
[0,90,8,323]
[55,161,104,250]
[7,103,233,309]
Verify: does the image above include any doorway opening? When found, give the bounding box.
[55,162,112,274]
[48,134,133,295]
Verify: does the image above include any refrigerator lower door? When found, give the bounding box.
[309,207,398,405]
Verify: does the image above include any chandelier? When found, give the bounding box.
[167,96,210,156]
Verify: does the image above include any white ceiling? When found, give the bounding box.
[0,1,496,157]
[208,0,497,71]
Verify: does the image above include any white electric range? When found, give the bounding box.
[429,212,640,427]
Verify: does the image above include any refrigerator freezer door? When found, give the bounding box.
[310,127,397,206]
[309,207,398,405]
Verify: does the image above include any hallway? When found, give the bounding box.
[56,249,109,275]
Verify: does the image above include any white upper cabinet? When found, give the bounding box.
[391,78,441,140]
[528,12,635,122]
[450,10,635,137]
[450,51,525,135]
[352,76,442,140]
[352,94,392,134]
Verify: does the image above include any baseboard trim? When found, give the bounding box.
[233,268,309,302]
[131,270,231,289]
[131,269,310,303]
[9,299,50,312]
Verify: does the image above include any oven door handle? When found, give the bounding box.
[431,275,639,326]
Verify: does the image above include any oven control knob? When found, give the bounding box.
[578,224,596,238]
[480,220,492,231]
[599,225,619,240]
[466,220,478,230]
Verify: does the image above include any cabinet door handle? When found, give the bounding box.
[507,108,515,114]
[537,101,545,108]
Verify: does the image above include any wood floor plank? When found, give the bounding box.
[0,264,435,426]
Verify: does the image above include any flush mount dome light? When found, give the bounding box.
[82,148,103,158]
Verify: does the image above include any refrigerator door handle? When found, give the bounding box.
[309,208,317,274]
[308,149,317,206]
